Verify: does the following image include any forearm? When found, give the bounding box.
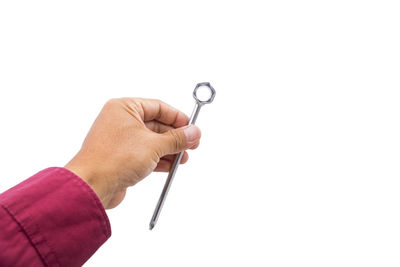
[0,167,111,267]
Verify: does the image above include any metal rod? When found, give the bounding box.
[149,103,202,230]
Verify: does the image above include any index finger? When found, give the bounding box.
[128,98,189,128]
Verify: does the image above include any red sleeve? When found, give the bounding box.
[0,167,111,267]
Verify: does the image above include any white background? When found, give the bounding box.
[1,1,400,266]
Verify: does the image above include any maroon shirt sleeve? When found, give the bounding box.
[0,167,111,267]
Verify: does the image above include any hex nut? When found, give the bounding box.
[193,82,216,104]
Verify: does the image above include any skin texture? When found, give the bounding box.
[65,98,201,209]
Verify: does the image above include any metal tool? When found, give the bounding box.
[149,82,216,230]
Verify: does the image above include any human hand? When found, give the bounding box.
[65,98,201,209]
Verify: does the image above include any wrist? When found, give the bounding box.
[65,155,111,208]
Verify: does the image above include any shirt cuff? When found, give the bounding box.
[0,167,111,267]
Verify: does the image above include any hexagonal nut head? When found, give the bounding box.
[193,82,216,105]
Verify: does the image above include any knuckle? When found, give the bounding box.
[105,98,120,107]
[130,97,140,103]
[150,98,166,108]
[168,130,183,152]
[150,98,162,103]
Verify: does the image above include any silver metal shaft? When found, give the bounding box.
[149,103,202,230]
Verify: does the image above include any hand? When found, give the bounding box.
[65,98,201,209]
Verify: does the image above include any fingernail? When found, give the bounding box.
[184,125,200,143]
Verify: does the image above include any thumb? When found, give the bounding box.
[156,125,201,156]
